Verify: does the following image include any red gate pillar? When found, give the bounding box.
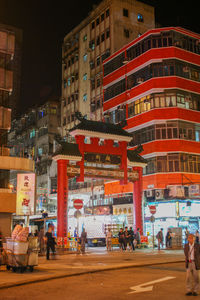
[133,167,143,234]
[57,159,68,241]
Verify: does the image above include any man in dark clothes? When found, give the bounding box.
[44,224,56,260]
[184,233,200,296]
[129,227,135,251]
[124,227,130,251]
[118,228,125,251]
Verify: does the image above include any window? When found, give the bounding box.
[91,79,95,90]
[96,18,100,26]
[63,117,66,126]
[106,28,110,39]
[97,78,101,87]
[30,129,35,139]
[50,107,57,114]
[83,34,87,41]
[102,49,110,62]
[83,73,87,81]
[123,8,129,17]
[91,22,95,29]
[90,60,95,69]
[83,94,87,101]
[89,40,95,50]
[83,53,87,62]
[101,13,104,22]
[96,36,100,46]
[64,80,67,89]
[67,78,71,86]
[106,9,109,17]
[124,29,130,38]
[137,13,143,22]
[101,33,105,42]
[38,148,43,156]
[97,56,100,66]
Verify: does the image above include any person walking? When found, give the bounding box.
[156,228,164,250]
[135,228,141,249]
[106,228,112,251]
[124,227,130,251]
[44,224,56,260]
[80,228,87,254]
[38,227,45,254]
[129,227,135,251]
[166,228,172,248]
[118,228,125,251]
[184,233,200,296]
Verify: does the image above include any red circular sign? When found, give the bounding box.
[149,205,156,215]
[73,199,83,210]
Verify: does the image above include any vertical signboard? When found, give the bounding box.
[16,173,36,215]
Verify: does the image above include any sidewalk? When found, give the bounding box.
[0,248,184,289]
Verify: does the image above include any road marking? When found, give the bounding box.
[128,276,175,294]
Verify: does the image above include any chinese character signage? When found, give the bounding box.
[84,153,121,165]
[16,173,36,215]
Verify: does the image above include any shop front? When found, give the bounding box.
[144,199,200,245]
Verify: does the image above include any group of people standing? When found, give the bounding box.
[117,227,141,251]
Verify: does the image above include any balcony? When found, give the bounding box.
[0,188,16,213]
[0,147,34,172]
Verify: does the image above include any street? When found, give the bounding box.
[0,262,186,300]
[0,248,189,300]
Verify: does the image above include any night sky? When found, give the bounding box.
[0,0,199,113]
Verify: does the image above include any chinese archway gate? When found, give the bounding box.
[52,115,146,243]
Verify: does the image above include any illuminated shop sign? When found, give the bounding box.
[16,173,36,215]
[179,202,200,217]
[189,185,200,198]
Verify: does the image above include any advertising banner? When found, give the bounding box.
[16,173,36,215]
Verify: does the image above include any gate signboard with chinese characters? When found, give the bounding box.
[16,173,36,215]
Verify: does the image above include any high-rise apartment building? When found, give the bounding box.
[0,24,22,119]
[0,25,33,237]
[103,27,200,236]
[61,0,155,137]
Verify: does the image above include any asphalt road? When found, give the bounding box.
[0,262,190,300]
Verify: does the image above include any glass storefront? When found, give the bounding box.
[144,200,200,245]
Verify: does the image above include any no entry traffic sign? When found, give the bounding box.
[149,205,156,215]
[73,199,83,210]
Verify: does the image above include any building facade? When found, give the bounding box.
[103,27,200,237]
[61,0,155,137]
[0,24,32,238]
[8,99,60,215]
[0,24,22,119]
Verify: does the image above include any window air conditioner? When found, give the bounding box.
[155,189,164,200]
[145,189,155,200]
[168,185,185,198]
